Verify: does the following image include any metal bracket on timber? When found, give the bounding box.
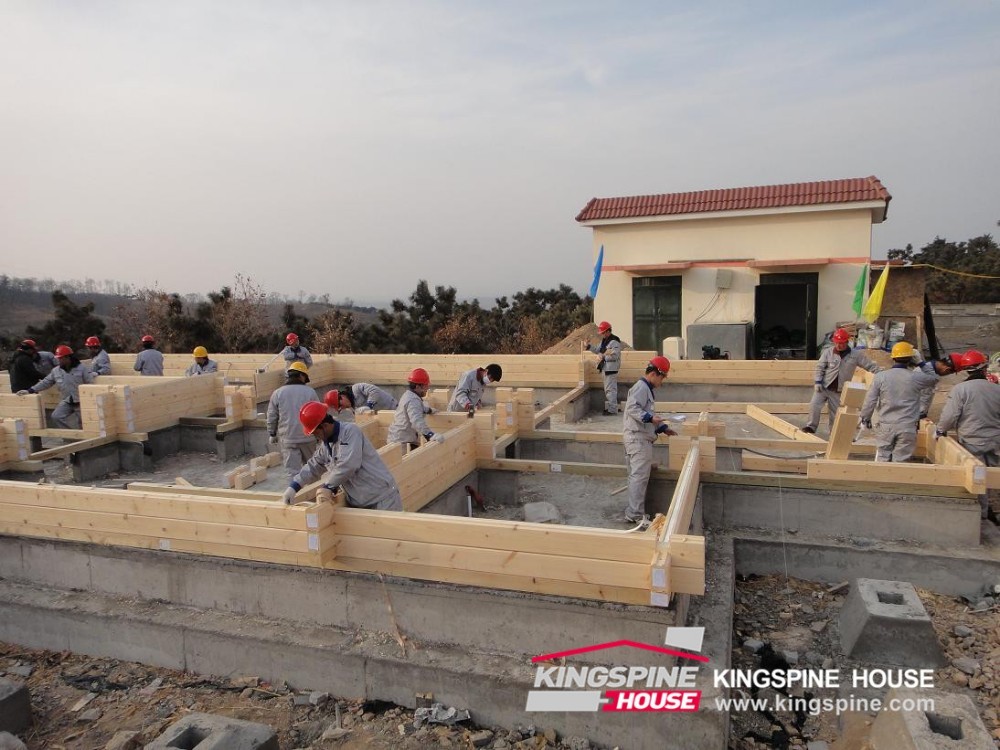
[746,404,827,445]
[651,442,706,606]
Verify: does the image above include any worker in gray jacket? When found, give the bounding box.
[260,332,314,373]
[348,382,398,414]
[34,349,58,377]
[85,336,112,375]
[266,361,321,479]
[584,321,623,415]
[915,352,964,418]
[282,401,402,511]
[448,364,502,413]
[859,342,939,463]
[388,368,445,450]
[936,350,1000,519]
[185,346,219,377]
[803,328,880,433]
[134,335,164,376]
[622,356,676,525]
[18,344,97,428]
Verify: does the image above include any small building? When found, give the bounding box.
[576,176,891,359]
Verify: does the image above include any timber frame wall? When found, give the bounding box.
[1,353,995,608]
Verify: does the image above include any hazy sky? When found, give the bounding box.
[2,2,998,306]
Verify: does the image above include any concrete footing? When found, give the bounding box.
[839,579,945,667]
[869,689,994,749]
[146,713,278,750]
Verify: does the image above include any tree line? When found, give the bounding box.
[887,233,1000,303]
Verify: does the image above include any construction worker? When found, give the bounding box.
[448,364,503,413]
[86,336,111,375]
[281,401,402,511]
[936,350,1000,519]
[259,333,313,373]
[185,346,219,377]
[858,341,938,463]
[584,321,622,415]
[17,344,97,428]
[134,335,164,376]
[34,348,58,377]
[388,368,445,450]
[915,352,964,419]
[346,382,398,414]
[622,356,676,525]
[8,340,42,393]
[266,361,321,480]
[802,328,880,434]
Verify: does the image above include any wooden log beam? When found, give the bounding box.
[806,459,968,488]
[746,405,826,444]
[29,435,118,461]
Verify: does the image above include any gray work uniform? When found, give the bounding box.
[281,346,313,368]
[266,382,321,479]
[937,377,1000,518]
[185,359,219,377]
[448,368,485,411]
[388,389,433,448]
[352,383,398,411]
[291,421,402,511]
[30,363,97,429]
[806,346,880,431]
[35,351,57,377]
[859,365,938,463]
[89,349,112,375]
[915,362,941,417]
[134,349,164,376]
[622,378,659,519]
[588,335,622,414]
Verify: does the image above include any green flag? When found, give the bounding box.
[852,264,868,318]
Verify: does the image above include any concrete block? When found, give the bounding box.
[869,689,994,749]
[144,712,277,750]
[0,677,31,734]
[523,501,561,524]
[839,579,945,668]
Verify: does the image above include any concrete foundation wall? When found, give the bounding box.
[701,482,981,547]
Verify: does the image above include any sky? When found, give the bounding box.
[2,2,998,307]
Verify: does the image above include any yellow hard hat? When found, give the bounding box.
[890,341,915,359]
[192,346,208,358]
[287,361,309,376]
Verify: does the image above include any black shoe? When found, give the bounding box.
[602,409,615,416]
[801,426,815,434]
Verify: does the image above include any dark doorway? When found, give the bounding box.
[754,273,818,359]
[632,276,681,353]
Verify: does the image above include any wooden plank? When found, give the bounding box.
[806,459,967,488]
[667,436,716,472]
[740,451,808,474]
[824,407,860,461]
[29,436,118,461]
[0,394,46,428]
[656,402,816,414]
[331,509,655,564]
[746,404,826,443]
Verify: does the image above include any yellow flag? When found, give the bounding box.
[861,266,889,323]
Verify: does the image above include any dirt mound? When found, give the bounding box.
[543,323,633,355]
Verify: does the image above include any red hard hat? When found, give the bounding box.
[649,355,671,374]
[141,334,154,343]
[597,321,612,333]
[961,349,988,370]
[21,339,37,349]
[286,333,299,345]
[299,401,329,434]
[831,328,850,343]
[408,367,430,386]
[85,336,101,347]
[54,344,74,358]
[323,390,343,410]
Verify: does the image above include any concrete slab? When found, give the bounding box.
[869,689,994,749]
[839,579,946,668]
[145,712,277,750]
[0,677,31,734]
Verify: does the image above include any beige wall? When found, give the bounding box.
[589,207,874,350]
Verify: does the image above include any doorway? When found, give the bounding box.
[754,273,818,359]
[632,276,681,353]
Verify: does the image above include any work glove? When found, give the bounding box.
[911,351,924,365]
[813,384,823,393]
[466,405,475,418]
[268,434,279,446]
[423,405,435,414]
[861,418,873,430]
[316,486,335,504]
[16,390,29,396]
[431,433,445,444]
[935,429,947,438]
[366,401,376,411]
[655,424,677,437]
[281,487,297,505]
[356,406,373,415]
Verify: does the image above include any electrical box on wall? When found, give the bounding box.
[715,269,733,289]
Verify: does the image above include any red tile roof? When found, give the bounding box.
[575,176,891,222]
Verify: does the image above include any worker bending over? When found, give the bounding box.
[388,368,445,450]
[18,344,97,429]
[282,401,402,510]
[346,382,398,414]
[803,328,880,434]
[448,364,502,413]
